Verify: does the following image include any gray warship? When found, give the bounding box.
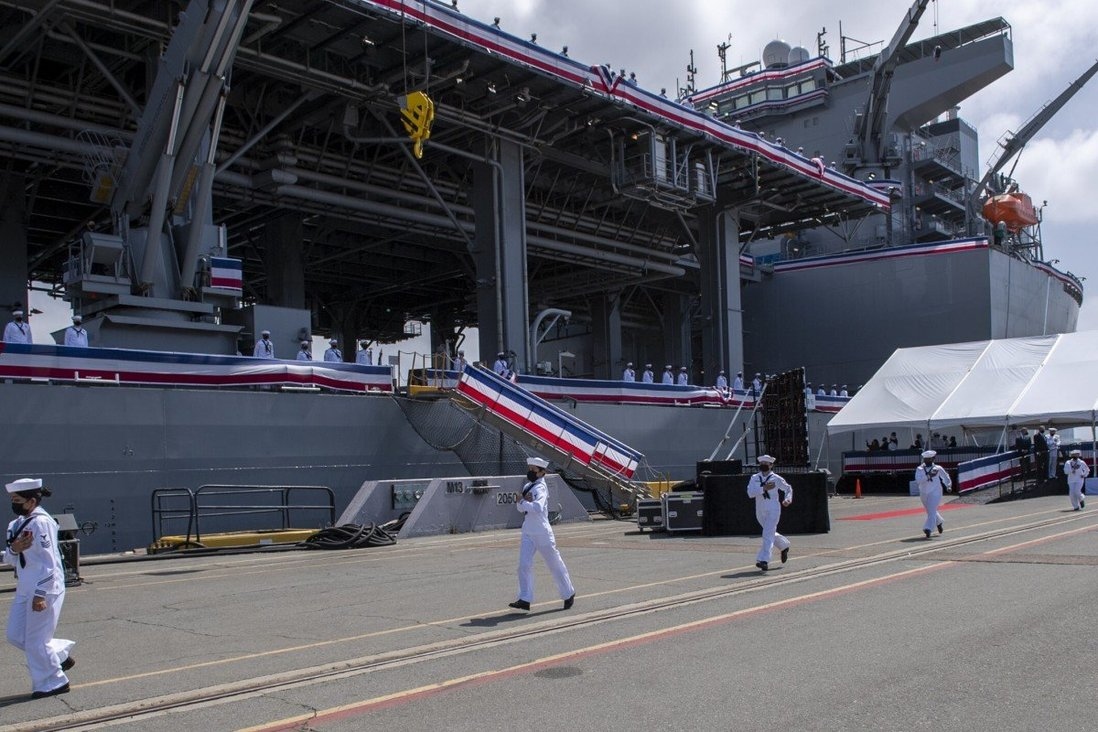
[0,1,1086,553]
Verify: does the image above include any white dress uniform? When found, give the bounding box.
[253,335,274,358]
[746,458,792,569]
[4,314,32,344]
[661,367,674,384]
[1064,451,1090,510]
[63,323,88,347]
[356,346,373,365]
[493,355,509,376]
[716,372,728,390]
[915,450,952,538]
[622,365,635,382]
[324,344,342,362]
[296,342,311,361]
[451,355,467,373]
[676,368,688,386]
[1047,430,1061,479]
[514,459,574,606]
[641,366,654,383]
[733,373,744,390]
[4,480,74,695]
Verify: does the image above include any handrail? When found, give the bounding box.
[191,484,336,542]
[150,487,196,543]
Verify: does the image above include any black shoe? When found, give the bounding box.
[937,522,944,535]
[1074,507,1081,511]
[31,683,70,699]
[61,657,75,672]
[924,529,932,539]
[780,548,789,564]
[508,600,530,611]
[755,561,769,571]
[563,594,575,610]
[1082,500,1086,509]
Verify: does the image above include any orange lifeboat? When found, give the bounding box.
[983,192,1038,233]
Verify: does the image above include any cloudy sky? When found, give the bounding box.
[456,0,1098,331]
[29,0,1098,349]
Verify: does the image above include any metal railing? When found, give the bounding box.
[151,484,335,545]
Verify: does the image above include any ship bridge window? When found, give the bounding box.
[749,90,766,106]
[767,87,783,101]
[786,83,800,97]
[734,95,750,110]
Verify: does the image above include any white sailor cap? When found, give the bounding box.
[645,363,652,368]
[719,369,725,374]
[72,314,82,323]
[329,338,339,345]
[526,456,549,469]
[1049,427,1057,432]
[680,366,687,371]
[921,450,937,459]
[665,364,672,369]
[757,454,775,465]
[300,340,310,347]
[1070,449,1082,457]
[627,362,633,367]
[6,477,42,494]
[12,309,23,316]
[261,329,270,336]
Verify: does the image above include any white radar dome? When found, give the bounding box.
[788,46,810,65]
[762,39,792,69]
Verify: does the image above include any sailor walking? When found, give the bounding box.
[509,457,575,612]
[4,478,75,698]
[253,330,274,358]
[915,449,952,538]
[1065,449,1090,511]
[4,309,32,344]
[63,315,88,348]
[324,339,342,362]
[747,455,792,571]
[641,364,654,383]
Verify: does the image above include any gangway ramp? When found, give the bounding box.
[453,366,651,505]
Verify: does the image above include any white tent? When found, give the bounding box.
[827,331,1098,437]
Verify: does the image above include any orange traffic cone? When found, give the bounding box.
[854,478,863,499]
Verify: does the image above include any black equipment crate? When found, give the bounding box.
[663,491,704,532]
[636,499,664,532]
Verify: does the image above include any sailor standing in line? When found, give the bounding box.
[63,315,88,348]
[752,372,763,394]
[1065,449,1090,511]
[641,364,654,383]
[839,384,849,398]
[676,366,689,386]
[622,362,635,382]
[4,478,75,698]
[451,350,467,373]
[732,371,744,391]
[324,338,342,362]
[493,351,509,376]
[356,341,373,365]
[4,309,32,344]
[1047,427,1061,479]
[296,340,312,361]
[716,369,728,392]
[915,449,952,539]
[746,455,792,571]
[661,364,674,384]
[253,330,274,358]
[509,457,575,612]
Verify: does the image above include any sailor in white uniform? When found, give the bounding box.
[323,338,342,362]
[676,366,688,386]
[641,364,654,383]
[509,457,575,611]
[817,385,827,397]
[4,478,75,698]
[296,340,312,361]
[493,352,509,376]
[1047,427,1061,479]
[732,371,744,391]
[839,385,849,397]
[915,449,952,538]
[4,308,32,344]
[622,362,636,381]
[746,455,792,571]
[451,350,467,373]
[661,365,674,384]
[356,341,373,365]
[253,330,274,359]
[752,373,763,393]
[715,369,728,392]
[829,384,839,397]
[1065,449,1090,511]
[63,315,88,347]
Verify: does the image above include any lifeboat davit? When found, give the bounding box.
[983,192,1038,233]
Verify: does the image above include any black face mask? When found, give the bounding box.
[526,470,538,482]
[11,501,30,517]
